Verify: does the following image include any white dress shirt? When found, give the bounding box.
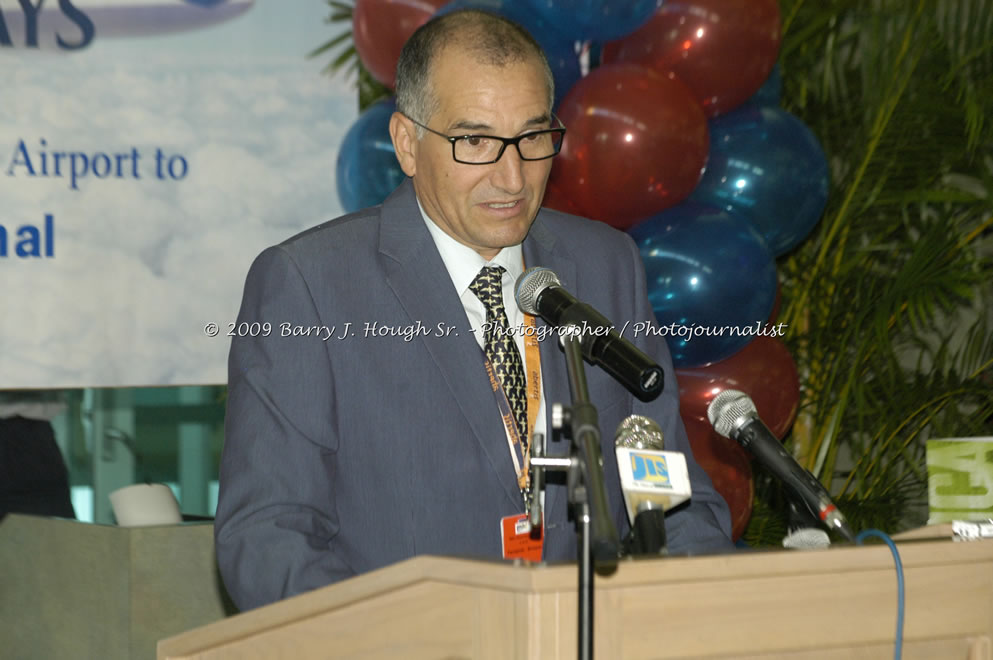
[418,199,548,487]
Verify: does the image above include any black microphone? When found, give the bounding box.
[515,267,663,401]
[707,389,855,542]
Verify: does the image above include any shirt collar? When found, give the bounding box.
[417,197,524,297]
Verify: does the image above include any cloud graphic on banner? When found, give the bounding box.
[1,47,357,387]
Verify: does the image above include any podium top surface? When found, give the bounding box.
[158,536,993,659]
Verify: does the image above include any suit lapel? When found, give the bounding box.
[522,213,577,528]
[378,181,522,510]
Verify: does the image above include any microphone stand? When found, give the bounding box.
[529,326,620,660]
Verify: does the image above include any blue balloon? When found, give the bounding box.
[526,0,660,42]
[436,0,581,109]
[629,202,778,368]
[690,103,829,256]
[750,64,782,107]
[336,98,406,213]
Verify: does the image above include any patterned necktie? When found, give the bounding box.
[469,265,528,447]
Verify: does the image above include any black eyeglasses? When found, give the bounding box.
[407,115,566,165]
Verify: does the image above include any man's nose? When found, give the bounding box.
[491,143,526,193]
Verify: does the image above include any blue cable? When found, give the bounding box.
[856,529,904,660]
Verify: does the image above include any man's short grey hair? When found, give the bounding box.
[395,9,555,133]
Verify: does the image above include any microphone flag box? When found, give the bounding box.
[615,448,692,522]
[926,436,993,524]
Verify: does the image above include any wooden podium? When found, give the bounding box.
[159,537,993,659]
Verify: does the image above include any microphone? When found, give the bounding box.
[614,415,691,555]
[707,389,855,542]
[782,501,831,550]
[782,527,832,550]
[515,267,664,402]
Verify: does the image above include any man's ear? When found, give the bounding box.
[389,112,418,177]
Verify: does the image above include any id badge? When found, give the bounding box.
[500,513,544,562]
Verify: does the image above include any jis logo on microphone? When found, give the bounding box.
[630,453,671,485]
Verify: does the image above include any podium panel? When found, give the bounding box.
[0,514,234,660]
[159,538,993,659]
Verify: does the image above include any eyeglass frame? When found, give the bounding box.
[405,114,567,165]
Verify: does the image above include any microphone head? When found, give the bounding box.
[782,527,831,550]
[614,415,664,450]
[706,389,758,438]
[515,266,560,315]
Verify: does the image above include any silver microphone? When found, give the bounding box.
[614,414,664,451]
[707,389,855,542]
[614,415,684,556]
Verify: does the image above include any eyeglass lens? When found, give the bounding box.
[454,131,563,163]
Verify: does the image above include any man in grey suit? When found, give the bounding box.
[216,9,732,612]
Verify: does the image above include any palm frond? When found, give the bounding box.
[310,0,391,110]
[746,0,993,545]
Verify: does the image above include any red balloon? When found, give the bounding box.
[603,0,782,117]
[676,335,799,439]
[353,0,448,89]
[550,64,708,229]
[683,415,752,540]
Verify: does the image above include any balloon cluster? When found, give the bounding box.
[339,0,830,540]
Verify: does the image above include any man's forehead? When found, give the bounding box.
[429,52,550,121]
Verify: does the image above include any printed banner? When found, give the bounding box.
[1,0,357,387]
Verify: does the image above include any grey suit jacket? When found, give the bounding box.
[216,179,732,611]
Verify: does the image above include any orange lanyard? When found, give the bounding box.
[520,258,543,482]
[482,315,541,494]
[481,270,542,509]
